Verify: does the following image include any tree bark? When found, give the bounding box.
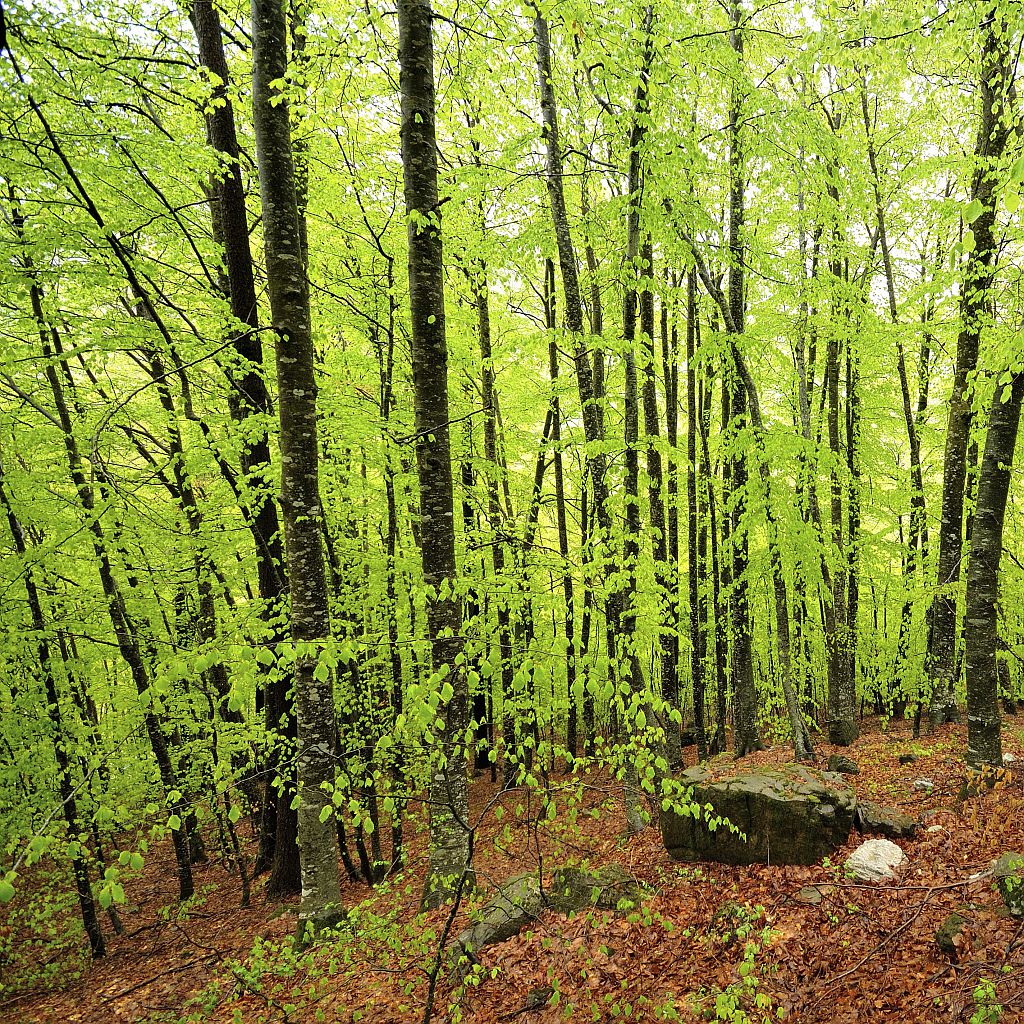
[251,0,342,934]
[188,0,297,892]
[396,0,472,908]
[930,5,1016,727]
[685,274,707,759]
[964,371,1024,767]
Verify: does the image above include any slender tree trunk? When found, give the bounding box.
[685,274,707,759]
[724,3,762,757]
[0,453,105,958]
[964,371,1024,767]
[397,0,472,907]
[930,6,1016,726]
[189,0,297,892]
[544,260,577,762]
[251,0,342,933]
[824,260,857,745]
[476,261,516,781]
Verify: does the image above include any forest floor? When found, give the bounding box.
[4,716,1024,1024]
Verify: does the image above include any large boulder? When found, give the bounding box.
[661,764,856,866]
[451,864,645,978]
[455,873,544,956]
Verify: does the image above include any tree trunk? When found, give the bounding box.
[825,293,857,746]
[685,274,707,759]
[930,6,1016,727]
[251,0,342,934]
[396,0,472,908]
[188,0,297,892]
[964,371,1024,767]
[545,260,577,762]
[724,3,762,757]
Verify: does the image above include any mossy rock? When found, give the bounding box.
[661,763,856,866]
[993,852,1024,917]
[935,913,966,958]
[549,863,643,913]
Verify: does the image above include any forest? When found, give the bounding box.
[2,0,1024,1020]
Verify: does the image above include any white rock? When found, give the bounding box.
[845,839,908,883]
[1003,753,1017,765]
[912,778,934,792]
[926,825,945,833]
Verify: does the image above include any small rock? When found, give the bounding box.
[855,800,918,840]
[827,755,859,775]
[794,884,835,905]
[935,913,967,958]
[912,778,934,792]
[926,825,945,834]
[993,852,1024,917]
[845,839,908,883]
[899,753,919,765]
[1003,753,1017,765]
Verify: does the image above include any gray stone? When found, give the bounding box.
[455,873,544,956]
[912,778,934,792]
[993,852,1024,917]
[794,884,835,905]
[827,755,859,775]
[854,799,918,840]
[660,764,856,866]
[844,839,907,882]
[1003,753,1017,765]
[899,753,919,765]
[450,863,645,979]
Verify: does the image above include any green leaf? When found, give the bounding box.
[964,199,984,224]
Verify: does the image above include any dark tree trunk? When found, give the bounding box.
[825,293,857,746]
[724,3,762,757]
[251,0,342,933]
[544,260,577,762]
[188,0,297,893]
[396,0,472,908]
[0,454,105,958]
[930,7,1016,726]
[685,274,707,760]
[964,371,1024,767]
[476,262,515,780]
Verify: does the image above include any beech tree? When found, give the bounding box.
[1,0,1023,972]
[251,0,341,931]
